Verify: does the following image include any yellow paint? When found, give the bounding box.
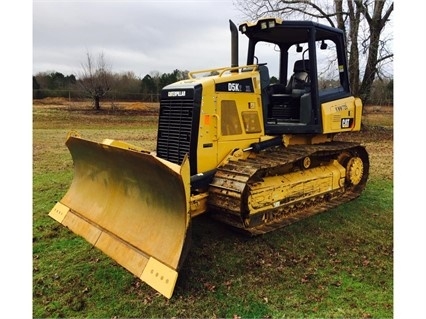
[321,96,363,134]
[48,201,70,223]
[195,67,264,173]
[248,160,346,214]
[141,257,178,299]
[48,135,190,298]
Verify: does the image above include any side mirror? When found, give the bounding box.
[296,44,303,53]
[320,40,328,50]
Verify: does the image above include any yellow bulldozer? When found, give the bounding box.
[49,18,369,298]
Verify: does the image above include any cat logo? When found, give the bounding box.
[168,91,186,97]
[341,118,352,128]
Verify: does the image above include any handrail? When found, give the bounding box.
[188,64,259,79]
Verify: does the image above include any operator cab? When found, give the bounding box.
[239,18,351,135]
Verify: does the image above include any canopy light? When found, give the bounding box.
[239,17,282,33]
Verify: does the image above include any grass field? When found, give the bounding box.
[33,99,393,318]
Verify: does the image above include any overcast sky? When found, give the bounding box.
[33,0,255,77]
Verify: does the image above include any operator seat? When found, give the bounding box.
[286,59,310,94]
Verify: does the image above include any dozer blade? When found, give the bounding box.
[49,134,191,299]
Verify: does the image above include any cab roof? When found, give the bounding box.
[239,18,343,45]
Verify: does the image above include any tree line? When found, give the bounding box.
[33,52,190,109]
[33,69,189,105]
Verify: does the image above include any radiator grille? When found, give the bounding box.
[157,98,194,165]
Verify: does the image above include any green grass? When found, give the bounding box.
[33,105,393,318]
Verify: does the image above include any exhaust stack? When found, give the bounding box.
[229,20,238,71]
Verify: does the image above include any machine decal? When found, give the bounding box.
[334,104,348,112]
[161,87,197,100]
[341,118,353,128]
[228,83,243,92]
[215,78,254,93]
[168,91,186,97]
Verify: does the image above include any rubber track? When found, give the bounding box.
[208,141,369,236]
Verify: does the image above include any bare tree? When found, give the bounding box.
[354,0,393,102]
[234,0,393,103]
[78,51,113,110]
